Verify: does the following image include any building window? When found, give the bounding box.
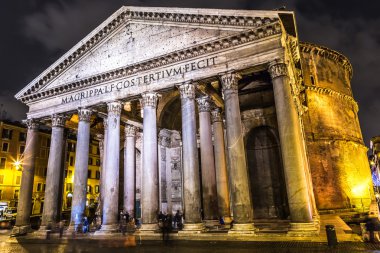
[2,142,9,152]
[69,156,74,166]
[43,184,46,192]
[64,169,68,178]
[87,185,92,194]
[2,129,13,139]
[95,171,100,179]
[66,183,73,192]
[88,170,92,179]
[0,158,5,169]
[88,157,93,165]
[15,176,21,185]
[95,185,99,193]
[68,170,72,178]
[19,145,25,154]
[96,159,100,166]
[0,189,2,199]
[96,147,100,155]
[0,175,4,184]
[37,183,42,192]
[43,168,47,177]
[19,132,26,142]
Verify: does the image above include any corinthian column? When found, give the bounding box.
[219,72,254,233]
[124,124,137,217]
[11,119,39,236]
[178,82,204,232]
[268,61,316,235]
[211,108,231,224]
[69,108,91,231]
[196,96,218,225]
[99,118,108,218]
[99,101,122,233]
[140,92,159,231]
[40,114,66,231]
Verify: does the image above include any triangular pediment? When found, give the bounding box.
[16,6,286,102]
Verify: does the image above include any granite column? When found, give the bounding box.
[40,114,66,230]
[196,96,218,224]
[124,124,137,217]
[11,119,39,236]
[211,108,232,224]
[269,61,316,235]
[219,72,254,233]
[69,108,91,231]
[178,82,204,232]
[140,92,159,231]
[99,101,122,233]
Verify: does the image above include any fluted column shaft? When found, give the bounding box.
[124,124,137,216]
[70,108,91,229]
[211,108,231,223]
[101,102,122,230]
[41,114,66,228]
[197,96,218,221]
[220,72,254,230]
[269,61,313,223]
[178,82,203,228]
[141,92,159,230]
[12,119,39,235]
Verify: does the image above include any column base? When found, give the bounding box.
[228,223,255,234]
[94,224,120,235]
[223,216,233,225]
[203,219,220,228]
[11,225,32,236]
[136,223,159,233]
[287,222,320,237]
[178,223,205,234]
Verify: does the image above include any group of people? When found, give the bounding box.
[158,210,183,230]
[119,211,137,234]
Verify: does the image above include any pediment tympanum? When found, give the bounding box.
[15,6,292,118]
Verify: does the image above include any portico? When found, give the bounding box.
[12,6,320,237]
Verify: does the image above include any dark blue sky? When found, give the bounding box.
[1,0,379,144]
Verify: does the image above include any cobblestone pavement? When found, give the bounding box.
[1,230,380,253]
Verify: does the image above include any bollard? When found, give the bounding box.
[325,225,338,246]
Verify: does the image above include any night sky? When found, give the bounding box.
[1,0,379,145]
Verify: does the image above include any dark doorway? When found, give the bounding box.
[246,126,289,219]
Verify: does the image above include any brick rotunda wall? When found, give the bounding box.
[300,42,373,212]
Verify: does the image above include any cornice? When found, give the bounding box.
[18,17,281,104]
[305,85,358,112]
[299,42,353,80]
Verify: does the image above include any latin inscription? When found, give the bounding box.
[61,56,217,104]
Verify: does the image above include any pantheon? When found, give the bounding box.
[11,6,373,236]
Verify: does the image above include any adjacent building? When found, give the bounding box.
[0,121,100,217]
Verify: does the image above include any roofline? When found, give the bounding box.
[15,6,290,101]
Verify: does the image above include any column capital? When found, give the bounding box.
[125,124,137,137]
[51,114,67,128]
[268,60,288,79]
[107,101,123,117]
[77,108,92,122]
[196,96,212,112]
[219,72,242,93]
[211,108,223,123]
[140,92,159,108]
[24,119,40,130]
[178,82,196,99]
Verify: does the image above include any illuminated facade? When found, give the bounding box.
[11,6,373,237]
[0,121,100,216]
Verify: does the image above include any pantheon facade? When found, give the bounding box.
[12,6,373,236]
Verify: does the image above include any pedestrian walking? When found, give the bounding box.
[83,217,89,233]
[59,220,64,238]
